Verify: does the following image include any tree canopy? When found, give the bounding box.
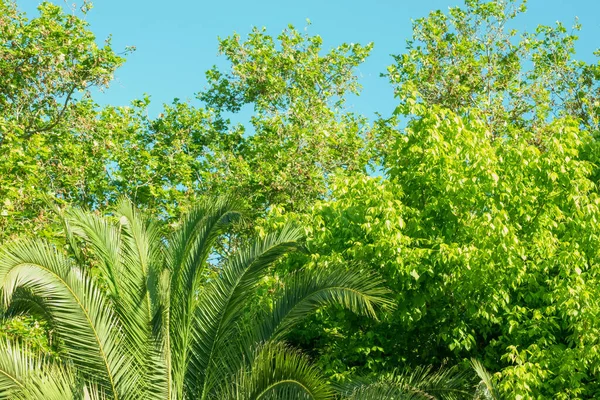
[1,0,599,398]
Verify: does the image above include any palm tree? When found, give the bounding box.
[0,197,392,399]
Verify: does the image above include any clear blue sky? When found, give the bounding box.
[17,0,600,119]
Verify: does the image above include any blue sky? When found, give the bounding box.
[17,0,600,119]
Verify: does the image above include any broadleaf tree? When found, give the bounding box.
[268,1,600,398]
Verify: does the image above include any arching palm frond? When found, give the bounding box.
[339,365,475,400]
[256,264,394,342]
[65,206,155,346]
[470,359,501,400]
[82,384,108,400]
[0,339,75,400]
[214,341,334,400]
[66,199,168,398]
[64,206,158,396]
[3,287,54,328]
[0,240,136,399]
[166,197,244,399]
[188,224,304,397]
[112,199,168,397]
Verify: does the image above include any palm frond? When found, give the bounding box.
[112,199,168,398]
[0,240,137,399]
[187,224,303,397]
[63,208,123,297]
[257,264,393,342]
[113,197,164,313]
[166,196,243,398]
[4,287,53,324]
[65,201,167,398]
[340,365,475,400]
[0,339,75,400]
[470,359,501,400]
[82,384,108,400]
[214,341,334,400]
[65,206,151,334]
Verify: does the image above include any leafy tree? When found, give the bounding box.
[383,0,599,139]
[0,9,376,240]
[276,1,600,397]
[0,0,122,137]
[0,0,125,239]
[284,106,600,398]
[382,106,600,398]
[375,2,600,396]
[0,197,392,399]
[77,97,240,220]
[199,25,374,214]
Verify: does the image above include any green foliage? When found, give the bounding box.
[384,108,600,398]
[214,341,334,399]
[199,25,374,213]
[384,0,600,137]
[266,2,600,397]
[0,14,375,239]
[339,364,475,400]
[0,1,123,134]
[82,97,239,219]
[0,0,125,239]
[0,316,55,356]
[0,339,86,400]
[287,107,600,397]
[2,0,600,398]
[0,198,392,399]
